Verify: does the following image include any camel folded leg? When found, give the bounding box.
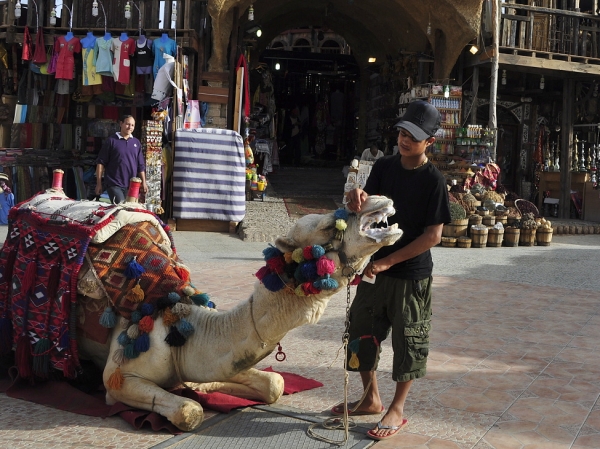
[105,375,204,431]
[186,368,284,404]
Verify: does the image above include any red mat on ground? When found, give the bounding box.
[0,367,323,434]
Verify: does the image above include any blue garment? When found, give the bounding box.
[153,35,177,78]
[0,191,14,224]
[95,36,113,76]
[96,132,145,189]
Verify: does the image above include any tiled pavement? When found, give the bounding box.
[1,232,599,448]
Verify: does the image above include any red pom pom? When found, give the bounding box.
[255,265,270,280]
[138,315,154,333]
[266,256,285,274]
[303,246,314,260]
[174,265,190,282]
[316,256,336,276]
[301,282,320,295]
[350,274,361,285]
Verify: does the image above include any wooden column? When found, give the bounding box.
[489,0,500,161]
[471,66,479,125]
[227,7,239,130]
[560,77,574,219]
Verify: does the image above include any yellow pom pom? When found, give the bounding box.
[292,248,305,264]
[335,219,347,231]
[107,367,125,390]
[294,285,305,296]
[284,252,294,264]
[125,283,145,303]
[349,353,360,369]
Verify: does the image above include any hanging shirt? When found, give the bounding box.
[54,35,81,80]
[111,37,136,84]
[82,47,102,86]
[153,36,177,78]
[0,190,14,225]
[136,39,154,75]
[95,37,113,76]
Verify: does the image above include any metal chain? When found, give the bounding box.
[307,274,356,445]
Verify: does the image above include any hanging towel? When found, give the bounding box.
[32,27,47,64]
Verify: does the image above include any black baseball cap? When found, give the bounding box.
[395,100,441,141]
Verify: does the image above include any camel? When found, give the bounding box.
[1,188,401,431]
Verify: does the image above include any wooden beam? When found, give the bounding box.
[559,78,573,219]
[499,53,600,75]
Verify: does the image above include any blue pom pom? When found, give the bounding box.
[294,264,307,283]
[311,245,325,259]
[348,338,360,353]
[124,256,145,279]
[262,244,283,261]
[207,301,216,309]
[141,303,154,316]
[168,292,181,303]
[300,261,318,281]
[131,310,142,324]
[176,318,195,337]
[123,342,140,359]
[262,272,285,292]
[117,331,131,347]
[99,307,116,328]
[134,333,150,352]
[314,275,339,290]
[191,293,210,306]
[334,209,349,221]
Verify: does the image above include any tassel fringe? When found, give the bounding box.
[107,367,125,390]
[125,283,145,303]
[15,335,32,379]
[99,307,117,328]
[124,256,145,279]
[32,338,52,377]
[0,317,13,355]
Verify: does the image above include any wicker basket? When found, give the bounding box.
[441,236,457,247]
[487,228,504,247]
[482,215,496,226]
[442,219,469,237]
[519,229,537,246]
[515,199,540,218]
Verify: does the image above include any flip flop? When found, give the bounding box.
[367,418,408,440]
[330,402,385,416]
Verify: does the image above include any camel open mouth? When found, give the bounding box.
[359,205,401,242]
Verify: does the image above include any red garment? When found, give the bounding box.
[32,27,47,64]
[53,35,81,80]
[111,37,135,84]
[22,27,33,61]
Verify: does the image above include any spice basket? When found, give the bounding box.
[482,216,496,226]
[503,228,520,246]
[495,215,508,225]
[471,227,488,248]
[515,199,540,217]
[519,229,537,246]
[457,236,472,248]
[536,228,553,246]
[442,219,468,237]
[487,228,504,247]
[441,236,457,247]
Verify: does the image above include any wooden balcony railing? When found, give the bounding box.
[500,3,600,60]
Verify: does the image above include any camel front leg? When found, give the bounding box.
[186,368,284,404]
[105,374,204,431]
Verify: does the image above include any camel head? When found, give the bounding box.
[275,195,402,277]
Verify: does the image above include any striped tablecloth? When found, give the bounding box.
[172,128,246,222]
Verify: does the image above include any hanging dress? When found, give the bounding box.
[53,35,81,80]
[95,36,113,77]
[111,37,135,84]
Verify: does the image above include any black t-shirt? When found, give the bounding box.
[364,155,451,279]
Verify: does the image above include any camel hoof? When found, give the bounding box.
[172,400,204,431]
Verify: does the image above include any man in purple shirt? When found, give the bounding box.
[95,115,148,203]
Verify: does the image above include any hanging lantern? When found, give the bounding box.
[92,0,99,17]
[15,1,22,19]
[49,8,56,26]
[125,1,132,20]
[171,1,177,23]
[501,70,507,86]
[248,4,254,21]
[540,76,545,90]
[444,85,450,99]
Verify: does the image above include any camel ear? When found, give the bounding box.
[275,236,297,253]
